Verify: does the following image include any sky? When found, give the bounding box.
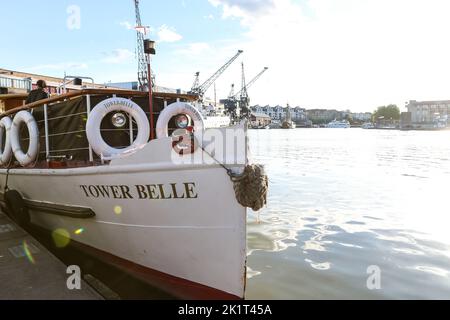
[2,0,450,112]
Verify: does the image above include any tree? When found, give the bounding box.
[344,113,354,123]
[373,104,400,121]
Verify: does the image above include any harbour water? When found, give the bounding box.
[246,128,450,299]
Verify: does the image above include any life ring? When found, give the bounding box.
[0,117,13,165]
[10,111,40,167]
[156,102,204,145]
[86,97,150,158]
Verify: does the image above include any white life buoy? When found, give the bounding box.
[0,117,13,165]
[156,102,204,144]
[86,97,150,158]
[10,111,40,167]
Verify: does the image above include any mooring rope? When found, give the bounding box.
[228,164,268,211]
[201,146,268,211]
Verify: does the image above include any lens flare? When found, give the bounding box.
[74,228,84,235]
[114,206,123,215]
[23,241,35,264]
[52,228,71,248]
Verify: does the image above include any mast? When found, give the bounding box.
[134,0,153,91]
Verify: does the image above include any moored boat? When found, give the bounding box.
[362,122,375,129]
[0,88,268,299]
[281,104,296,129]
[326,120,351,128]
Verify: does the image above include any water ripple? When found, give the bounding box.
[246,129,450,299]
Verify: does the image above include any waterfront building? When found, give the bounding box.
[306,109,340,123]
[0,68,186,113]
[108,81,139,90]
[351,112,372,122]
[405,100,450,126]
[250,113,271,128]
[0,68,109,96]
[251,105,308,124]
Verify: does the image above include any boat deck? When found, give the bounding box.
[0,210,102,300]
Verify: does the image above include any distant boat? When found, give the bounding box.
[268,120,281,129]
[362,122,375,129]
[281,104,296,129]
[250,123,270,129]
[281,120,296,129]
[327,120,350,128]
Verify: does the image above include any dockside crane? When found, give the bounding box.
[223,66,269,121]
[233,66,268,100]
[134,0,154,91]
[239,62,249,118]
[189,50,243,100]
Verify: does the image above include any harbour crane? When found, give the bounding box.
[233,66,269,100]
[134,0,154,91]
[239,62,249,117]
[223,66,269,121]
[228,83,235,99]
[189,50,243,99]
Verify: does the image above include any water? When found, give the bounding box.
[246,129,450,299]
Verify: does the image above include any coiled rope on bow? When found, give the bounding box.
[228,164,268,211]
[199,142,268,211]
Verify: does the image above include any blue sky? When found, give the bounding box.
[1,1,243,85]
[2,0,450,112]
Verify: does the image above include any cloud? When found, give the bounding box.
[119,21,134,30]
[208,0,275,22]
[157,25,183,43]
[176,42,211,56]
[102,49,134,64]
[205,0,450,111]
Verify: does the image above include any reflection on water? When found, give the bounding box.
[246,129,450,299]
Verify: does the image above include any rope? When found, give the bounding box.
[229,164,268,212]
[201,145,268,211]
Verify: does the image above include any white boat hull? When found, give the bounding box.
[0,126,248,299]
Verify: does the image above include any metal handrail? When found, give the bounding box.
[1,88,199,167]
[0,88,198,118]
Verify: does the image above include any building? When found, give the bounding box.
[406,100,450,127]
[250,105,308,124]
[0,68,116,113]
[108,81,139,91]
[0,68,109,96]
[400,112,412,129]
[351,112,372,122]
[0,74,32,95]
[306,109,340,123]
[250,113,271,128]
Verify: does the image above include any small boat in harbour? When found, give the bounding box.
[0,85,268,299]
[362,122,375,129]
[281,104,296,129]
[326,120,351,128]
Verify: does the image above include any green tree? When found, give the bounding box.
[344,113,354,123]
[373,104,400,121]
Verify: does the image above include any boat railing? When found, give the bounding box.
[1,89,198,168]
